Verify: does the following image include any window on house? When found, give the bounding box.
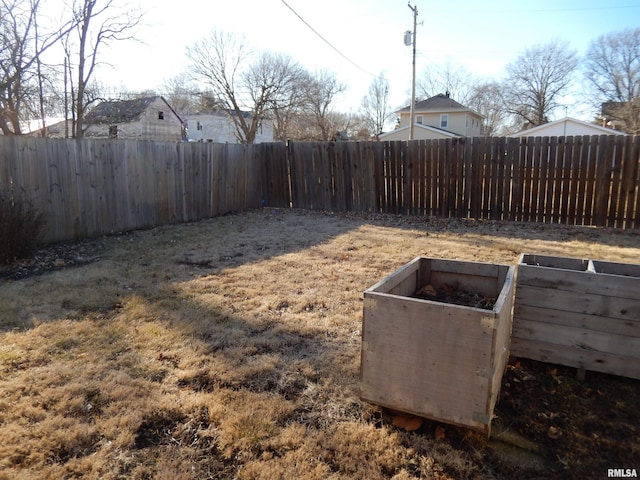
[108,125,118,139]
[158,111,164,120]
[440,114,448,128]
[416,115,423,125]
[197,121,203,131]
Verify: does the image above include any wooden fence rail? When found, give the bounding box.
[0,137,268,243]
[0,135,638,244]
[281,135,640,229]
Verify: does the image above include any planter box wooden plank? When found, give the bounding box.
[516,261,640,305]
[510,339,640,381]
[592,259,640,278]
[360,257,515,435]
[513,318,640,359]
[515,286,640,323]
[513,305,640,337]
[512,253,640,380]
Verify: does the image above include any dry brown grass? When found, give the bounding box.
[1,209,639,479]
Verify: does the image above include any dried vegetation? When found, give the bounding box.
[0,209,639,479]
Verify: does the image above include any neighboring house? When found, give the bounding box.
[185,111,274,143]
[28,96,187,141]
[81,96,186,141]
[380,92,483,141]
[21,117,65,136]
[511,117,625,137]
[30,96,186,141]
[32,119,74,138]
[39,96,186,141]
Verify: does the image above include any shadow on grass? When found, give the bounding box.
[1,208,639,478]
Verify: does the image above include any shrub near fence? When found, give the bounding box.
[0,135,638,244]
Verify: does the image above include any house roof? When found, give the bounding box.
[397,93,478,115]
[379,123,462,140]
[85,96,184,124]
[187,110,254,119]
[512,117,624,137]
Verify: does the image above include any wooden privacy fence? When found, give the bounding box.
[280,135,640,229]
[1,135,639,244]
[0,137,275,243]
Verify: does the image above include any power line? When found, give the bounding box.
[431,4,640,14]
[280,0,375,77]
[504,4,640,13]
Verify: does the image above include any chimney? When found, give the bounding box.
[445,90,450,98]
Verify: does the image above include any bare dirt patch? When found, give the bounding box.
[1,208,638,479]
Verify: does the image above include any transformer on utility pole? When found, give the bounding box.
[407,2,418,140]
[404,31,412,46]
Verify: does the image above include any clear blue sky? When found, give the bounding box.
[98,0,640,120]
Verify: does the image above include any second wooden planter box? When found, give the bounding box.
[360,257,515,435]
[512,253,640,380]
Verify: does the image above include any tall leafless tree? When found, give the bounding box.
[244,51,307,143]
[584,27,640,134]
[361,72,390,139]
[187,30,307,143]
[337,111,370,141]
[301,70,346,141]
[417,63,478,104]
[187,30,367,142]
[466,81,510,136]
[269,69,310,141]
[160,73,202,119]
[0,0,75,135]
[66,0,142,138]
[502,40,578,128]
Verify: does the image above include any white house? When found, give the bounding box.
[36,96,186,141]
[380,93,483,141]
[512,117,625,137]
[83,96,186,141]
[185,111,274,143]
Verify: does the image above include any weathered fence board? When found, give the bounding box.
[0,138,266,243]
[1,135,639,244]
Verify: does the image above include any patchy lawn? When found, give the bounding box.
[1,209,639,479]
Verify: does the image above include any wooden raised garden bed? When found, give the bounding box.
[360,257,515,435]
[512,253,640,380]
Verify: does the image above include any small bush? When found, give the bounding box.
[0,190,46,265]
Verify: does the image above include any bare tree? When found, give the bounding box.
[338,111,371,141]
[0,0,74,135]
[244,51,307,143]
[466,81,509,136]
[417,63,478,104]
[161,73,202,118]
[584,27,640,134]
[502,40,579,128]
[66,0,142,138]
[270,70,309,141]
[361,72,390,139]
[302,70,346,141]
[186,30,246,110]
[187,30,307,144]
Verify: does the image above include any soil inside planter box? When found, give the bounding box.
[412,282,497,310]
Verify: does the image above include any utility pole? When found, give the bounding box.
[408,2,418,140]
[64,57,69,138]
